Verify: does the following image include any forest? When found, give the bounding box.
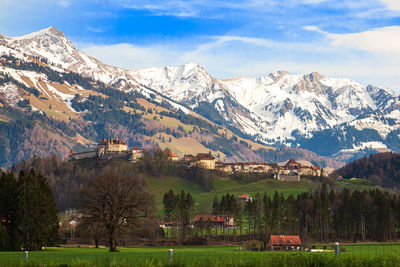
[163,187,400,243]
[334,152,400,188]
[12,148,215,210]
[0,169,59,251]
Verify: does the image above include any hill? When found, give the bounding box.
[333,152,400,188]
[12,155,380,213]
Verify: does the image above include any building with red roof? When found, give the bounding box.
[168,151,179,162]
[238,194,253,202]
[193,214,234,228]
[191,151,216,170]
[268,235,302,250]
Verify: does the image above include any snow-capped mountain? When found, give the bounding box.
[1,27,400,161]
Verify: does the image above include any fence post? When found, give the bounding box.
[168,249,173,262]
[334,242,339,256]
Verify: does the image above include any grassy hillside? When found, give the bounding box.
[13,155,380,213]
[146,174,380,214]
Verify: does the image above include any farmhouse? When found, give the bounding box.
[268,235,302,250]
[168,151,179,162]
[193,215,234,228]
[238,194,253,202]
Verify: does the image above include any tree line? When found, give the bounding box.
[0,169,59,251]
[164,186,400,243]
[163,190,195,240]
[334,152,400,188]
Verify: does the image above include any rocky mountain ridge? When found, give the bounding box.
[1,27,399,164]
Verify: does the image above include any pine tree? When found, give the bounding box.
[0,172,19,250]
[212,195,220,215]
[17,169,59,250]
[163,190,177,221]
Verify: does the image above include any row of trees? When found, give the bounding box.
[164,186,400,243]
[163,190,195,240]
[335,152,400,188]
[0,169,59,250]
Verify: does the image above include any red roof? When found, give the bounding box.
[196,152,215,160]
[238,194,252,198]
[268,235,302,246]
[194,215,229,222]
[132,146,141,151]
[169,151,178,158]
[287,159,297,164]
[312,165,321,170]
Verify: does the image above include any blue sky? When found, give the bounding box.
[1,0,400,91]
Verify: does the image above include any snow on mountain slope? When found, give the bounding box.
[220,71,382,141]
[1,27,125,85]
[2,27,400,158]
[127,62,262,134]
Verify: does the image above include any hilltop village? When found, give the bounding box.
[69,139,328,180]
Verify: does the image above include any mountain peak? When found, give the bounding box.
[9,26,66,41]
[269,70,290,81]
[307,71,324,82]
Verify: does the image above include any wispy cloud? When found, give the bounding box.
[305,25,400,53]
[380,0,400,11]
[86,26,106,33]
[79,25,400,92]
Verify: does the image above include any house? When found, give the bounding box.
[130,146,144,162]
[193,215,234,228]
[299,166,314,176]
[268,235,302,250]
[191,151,216,170]
[168,151,179,162]
[215,161,233,173]
[183,154,195,162]
[238,194,253,202]
[285,159,301,169]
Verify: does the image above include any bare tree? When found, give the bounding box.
[76,171,153,252]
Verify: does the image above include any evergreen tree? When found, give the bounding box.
[0,172,19,250]
[17,169,59,250]
[163,190,177,220]
[212,195,220,215]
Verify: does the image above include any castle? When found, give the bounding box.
[68,139,143,162]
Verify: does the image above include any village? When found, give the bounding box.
[67,139,328,250]
[69,138,328,181]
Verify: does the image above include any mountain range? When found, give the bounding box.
[1,27,399,168]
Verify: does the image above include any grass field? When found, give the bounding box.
[1,245,400,267]
[315,242,400,256]
[146,175,380,214]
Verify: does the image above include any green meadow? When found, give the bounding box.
[147,175,381,213]
[1,245,400,267]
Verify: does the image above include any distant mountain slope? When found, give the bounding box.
[2,27,398,167]
[333,152,400,188]
[1,28,342,169]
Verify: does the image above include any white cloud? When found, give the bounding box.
[80,43,183,69]
[78,28,400,92]
[381,0,400,11]
[305,25,400,54]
